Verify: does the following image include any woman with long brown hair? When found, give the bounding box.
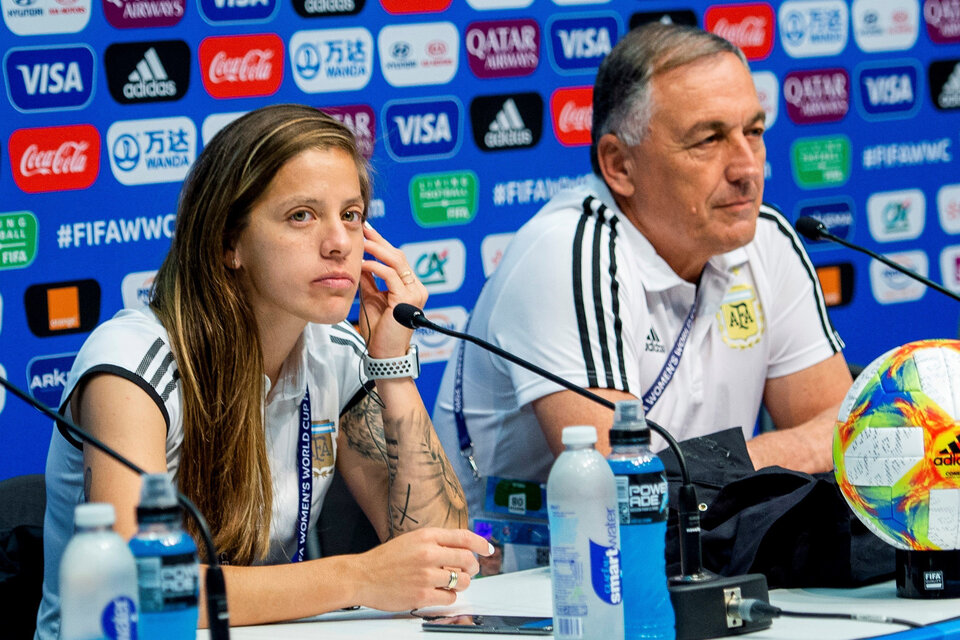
[35,104,488,638]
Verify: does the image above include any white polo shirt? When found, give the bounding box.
[36,307,369,640]
[433,174,843,518]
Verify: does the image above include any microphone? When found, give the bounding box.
[395,303,772,640]
[794,215,960,304]
[0,375,231,640]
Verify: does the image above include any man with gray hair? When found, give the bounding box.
[432,22,852,571]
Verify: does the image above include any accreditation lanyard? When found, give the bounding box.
[641,289,700,414]
[292,387,312,563]
[453,316,480,480]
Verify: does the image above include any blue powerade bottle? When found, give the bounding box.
[129,473,199,640]
[606,401,676,640]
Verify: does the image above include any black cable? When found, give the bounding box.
[738,598,923,630]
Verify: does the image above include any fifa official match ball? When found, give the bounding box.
[834,339,960,551]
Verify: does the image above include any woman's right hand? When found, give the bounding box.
[351,527,494,611]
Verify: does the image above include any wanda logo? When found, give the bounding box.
[705,3,775,60]
[9,125,100,193]
[199,34,283,99]
[550,86,592,147]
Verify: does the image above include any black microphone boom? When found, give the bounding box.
[794,215,960,304]
[394,303,771,640]
[0,375,231,640]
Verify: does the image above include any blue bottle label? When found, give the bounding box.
[136,552,199,612]
[615,471,668,524]
[101,596,138,640]
[588,540,622,605]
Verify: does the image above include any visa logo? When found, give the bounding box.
[549,16,617,72]
[26,353,76,408]
[857,62,920,119]
[213,0,268,6]
[198,0,276,22]
[383,98,461,161]
[4,46,95,112]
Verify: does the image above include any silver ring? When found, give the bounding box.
[445,570,458,590]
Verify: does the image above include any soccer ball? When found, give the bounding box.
[834,339,960,551]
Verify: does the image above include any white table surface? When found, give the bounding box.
[197,567,960,639]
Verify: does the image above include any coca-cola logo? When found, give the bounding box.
[10,125,100,193]
[199,34,283,99]
[550,86,592,147]
[706,3,775,60]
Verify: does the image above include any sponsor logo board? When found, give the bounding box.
[855,60,921,119]
[322,105,375,159]
[121,270,157,309]
[290,28,374,93]
[706,3,775,60]
[0,211,38,270]
[867,188,926,242]
[816,262,854,306]
[199,34,283,99]
[629,10,698,30]
[870,250,928,303]
[102,0,184,28]
[790,135,851,188]
[105,40,190,105]
[411,306,468,363]
[929,59,960,110]
[466,0,532,8]
[939,183,960,234]
[4,45,95,112]
[753,70,780,129]
[783,68,850,124]
[779,0,849,57]
[198,0,277,23]
[10,125,100,193]
[27,353,76,408]
[796,198,855,244]
[465,18,539,79]
[470,92,543,152]
[400,238,466,294]
[107,116,197,185]
[201,111,246,144]
[924,0,960,43]
[940,244,960,292]
[2,0,91,35]
[481,232,514,277]
[547,14,618,73]
[292,0,362,17]
[379,0,449,12]
[862,137,952,169]
[378,22,458,87]
[409,171,478,227]
[24,279,101,337]
[550,86,592,147]
[383,97,462,161]
[852,0,920,52]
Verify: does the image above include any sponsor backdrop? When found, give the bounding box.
[1,0,959,478]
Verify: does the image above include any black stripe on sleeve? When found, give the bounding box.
[331,322,367,352]
[607,217,629,392]
[57,364,171,450]
[759,205,843,353]
[136,338,163,378]
[330,336,365,358]
[591,202,615,388]
[149,351,176,390]
[573,197,599,387]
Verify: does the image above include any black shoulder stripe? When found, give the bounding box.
[331,323,366,351]
[149,351,176,390]
[759,205,843,353]
[591,202,616,388]
[573,196,599,387]
[608,217,629,393]
[330,335,365,358]
[136,338,163,378]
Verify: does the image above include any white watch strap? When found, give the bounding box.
[363,345,420,380]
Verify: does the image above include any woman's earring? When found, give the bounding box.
[232,257,239,269]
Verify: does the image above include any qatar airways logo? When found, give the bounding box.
[465,19,539,79]
[199,34,283,98]
[10,125,100,193]
[783,68,850,124]
[925,0,960,43]
[706,3,775,60]
[550,86,592,147]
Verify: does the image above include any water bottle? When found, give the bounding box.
[547,425,624,640]
[128,473,199,639]
[60,503,139,640]
[607,401,676,639]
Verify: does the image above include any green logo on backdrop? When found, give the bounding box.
[410,171,478,227]
[0,211,38,270]
[791,136,851,188]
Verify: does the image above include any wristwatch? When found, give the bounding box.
[363,345,420,380]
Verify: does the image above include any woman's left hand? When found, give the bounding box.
[359,222,428,358]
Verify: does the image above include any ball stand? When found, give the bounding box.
[897,549,960,598]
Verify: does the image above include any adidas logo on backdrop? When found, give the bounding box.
[470,92,543,152]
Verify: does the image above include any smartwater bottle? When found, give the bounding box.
[547,425,624,640]
[60,503,139,640]
[128,473,199,640]
[607,401,676,639]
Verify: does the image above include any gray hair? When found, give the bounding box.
[590,23,749,174]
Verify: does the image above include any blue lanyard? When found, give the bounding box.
[453,316,480,480]
[292,387,312,563]
[641,290,700,414]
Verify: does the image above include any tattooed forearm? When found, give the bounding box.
[381,407,468,535]
[341,395,388,463]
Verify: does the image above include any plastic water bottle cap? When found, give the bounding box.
[561,425,598,446]
[75,503,116,529]
[139,472,178,509]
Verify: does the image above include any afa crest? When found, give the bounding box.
[717,284,764,349]
[311,420,336,479]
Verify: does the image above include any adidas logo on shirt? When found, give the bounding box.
[123,48,177,100]
[644,327,665,353]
